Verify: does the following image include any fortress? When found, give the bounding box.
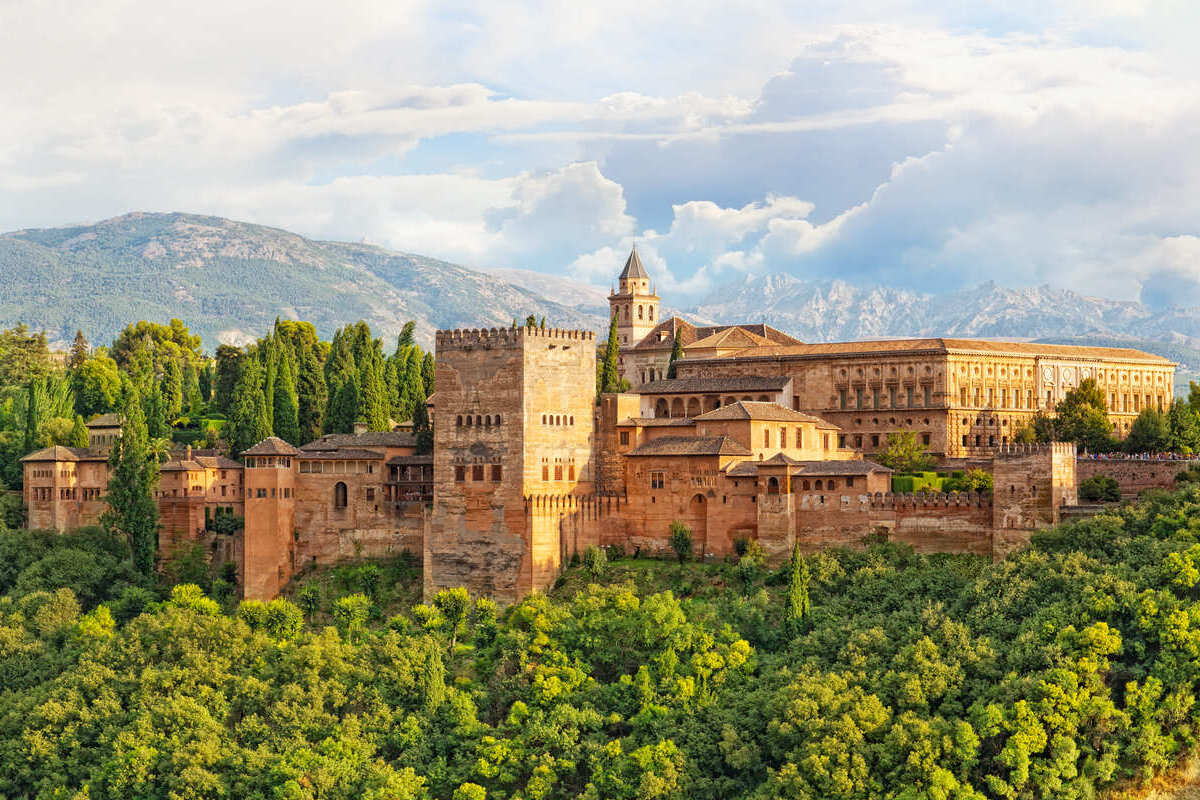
[20,248,1180,602]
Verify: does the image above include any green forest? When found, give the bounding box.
[5,485,1200,798]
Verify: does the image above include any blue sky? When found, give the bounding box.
[1,0,1198,306]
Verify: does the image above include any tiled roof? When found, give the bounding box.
[688,327,776,351]
[617,417,695,427]
[299,448,388,460]
[20,445,101,462]
[194,455,242,470]
[86,412,123,427]
[388,454,434,465]
[685,337,1173,364]
[300,431,417,450]
[693,401,837,427]
[626,435,753,457]
[242,437,302,456]
[628,317,801,353]
[725,458,891,477]
[161,459,206,472]
[619,246,649,280]
[793,459,891,475]
[636,376,791,395]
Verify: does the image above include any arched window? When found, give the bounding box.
[670,398,684,417]
[456,415,463,427]
[649,307,654,320]
[625,306,630,320]
[815,479,823,490]
[466,416,473,427]
[686,398,700,417]
[569,416,574,425]
[334,482,347,509]
[655,398,669,418]
[495,414,502,426]
[476,415,482,426]
[767,477,780,495]
[802,479,810,490]
[484,415,491,426]
[638,305,644,320]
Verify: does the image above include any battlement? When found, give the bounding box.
[798,490,993,512]
[435,326,597,351]
[994,442,1076,459]
[524,493,625,517]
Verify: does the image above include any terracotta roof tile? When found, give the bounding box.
[626,435,753,457]
[85,413,122,427]
[300,431,417,450]
[693,401,837,427]
[636,376,790,395]
[20,445,98,462]
[686,337,1173,364]
[242,437,302,456]
[299,448,387,460]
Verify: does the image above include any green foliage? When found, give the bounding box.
[1126,407,1170,452]
[669,521,692,565]
[876,431,936,473]
[943,468,993,493]
[229,356,270,456]
[272,345,301,444]
[1055,378,1115,452]
[101,385,160,576]
[583,545,608,577]
[1079,474,1121,502]
[785,543,809,635]
[72,355,121,418]
[666,335,684,380]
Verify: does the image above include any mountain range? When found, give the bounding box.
[2,212,1197,388]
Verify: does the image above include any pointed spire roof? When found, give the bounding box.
[619,245,649,280]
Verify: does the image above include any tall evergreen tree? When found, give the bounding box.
[229,358,270,456]
[144,382,169,440]
[261,337,277,432]
[359,348,390,431]
[182,360,201,415]
[599,314,622,394]
[296,339,327,444]
[397,321,416,350]
[328,374,361,434]
[666,334,684,379]
[68,329,89,370]
[413,396,433,455]
[69,415,89,448]
[324,328,357,430]
[785,543,810,636]
[23,379,39,454]
[272,347,301,445]
[421,352,435,398]
[102,385,160,577]
[212,345,242,414]
[160,358,183,421]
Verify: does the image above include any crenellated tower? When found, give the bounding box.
[608,246,660,347]
[426,325,597,602]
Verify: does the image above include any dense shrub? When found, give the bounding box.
[1080,474,1121,501]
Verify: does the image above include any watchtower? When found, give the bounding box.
[426,325,597,601]
[607,246,660,347]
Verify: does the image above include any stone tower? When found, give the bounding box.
[241,437,299,601]
[608,246,660,347]
[426,325,597,602]
[991,441,1077,557]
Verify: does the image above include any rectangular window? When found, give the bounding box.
[795,428,803,448]
[619,431,630,445]
[909,386,917,407]
[491,464,502,481]
[873,391,881,409]
[922,433,931,445]
[366,488,374,500]
[839,389,848,409]
[568,465,576,481]
[855,388,864,408]
[650,471,665,489]
[256,488,267,498]
[455,466,465,482]
[846,476,855,487]
[923,385,931,406]
[870,434,880,447]
[542,465,549,481]
[554,465,563,481]
[763,429,771,447]
[472,464,484,481]
[986,388,993,405]
[779,428,787,448]
[959,387,967,405]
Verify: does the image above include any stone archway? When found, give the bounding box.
[686,397,701,418]
[655,398,669,418]
[687,493,708,557]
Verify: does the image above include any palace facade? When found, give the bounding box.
[19,247,1178,603]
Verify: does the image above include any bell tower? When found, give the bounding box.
[608,246,660,347]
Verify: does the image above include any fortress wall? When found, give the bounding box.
[1076,457,1197,499]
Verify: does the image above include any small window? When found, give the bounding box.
[650,471,665,489]
[455,466,466,482]
[334,482,347,508]
[619,431,630,446]
[846,476,854,487]
[554,465,563,481]
[366,488,375,500]
[491,464,502,481]
[472,464,484,481]
[542,465,549,481]
[568,465,575,481]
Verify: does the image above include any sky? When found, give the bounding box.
[1,0,1198,307]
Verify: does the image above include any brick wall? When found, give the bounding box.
[1076,457,1196,499]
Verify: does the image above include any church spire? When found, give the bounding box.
[619,244,648,281]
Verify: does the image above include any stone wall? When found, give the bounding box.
[1076,457,1196,500]
[792,491,995,556]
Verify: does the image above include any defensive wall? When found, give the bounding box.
[1076,457,1199,500]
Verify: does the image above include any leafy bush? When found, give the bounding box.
[1079,474,1121,501]
[582,545,607,577]
[669,521,693,565]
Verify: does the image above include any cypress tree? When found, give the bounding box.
[413,397,433,455]
[324,328,356,430]
[23,379,39,453]
[272,347,301,445]
[161,358,183,421]
[296,339,327,444]
[144,382,169,440]
[525,314,537,328]
[599,314,622,393]
[102,385,160,577]
[198,361,213,403]
[397,321,416,350]
[359,349,390,431]
[785,543,810,636]
[422,643,446,712]
[69,415,89,448]
[261,337,277,432]
[182,360,201,415]
[386,352,404,420]
[421,352,435,398]
[328,374,360,434]
[68,330,89,370]
[666,334,684,379]
[230,358,270,456]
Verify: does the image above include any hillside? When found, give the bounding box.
[0,212,604,349]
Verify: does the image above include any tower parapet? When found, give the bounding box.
[435,327,597,352]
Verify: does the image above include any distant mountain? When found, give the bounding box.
[694,274,1200,347]
[0,212,606,349]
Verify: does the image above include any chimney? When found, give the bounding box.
[186,444,192,461]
